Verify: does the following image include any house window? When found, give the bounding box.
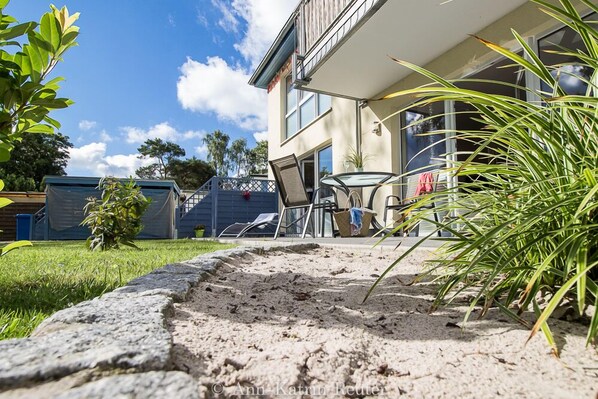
[285,75,331,139]
[538,13,595,95]
[402,103,446,174]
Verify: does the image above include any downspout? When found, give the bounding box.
[355,100,361,155]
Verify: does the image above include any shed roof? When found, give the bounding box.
[42,176,181,195]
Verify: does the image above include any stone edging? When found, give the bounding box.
[0,243,319,399]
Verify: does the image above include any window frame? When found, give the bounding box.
[283,75,331,139]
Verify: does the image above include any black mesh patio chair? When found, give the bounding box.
[218,213,279,238]
[269,154,338,239]
[383,171,441,237]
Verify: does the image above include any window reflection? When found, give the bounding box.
[318,146,333,198]
[284,75,332,139]
[403,103,446,173]
[538,13,596,95]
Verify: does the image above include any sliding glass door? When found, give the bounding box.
[401,101,446,175]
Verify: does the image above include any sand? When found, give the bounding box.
[169,246,598,398]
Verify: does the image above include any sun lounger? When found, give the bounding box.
[218,213,279,238]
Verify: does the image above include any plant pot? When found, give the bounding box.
[356,167,364,172]
[194,229,205,238]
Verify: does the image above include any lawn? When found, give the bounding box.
[0,239,235,340]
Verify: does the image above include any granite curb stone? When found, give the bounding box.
[53,371,199,399]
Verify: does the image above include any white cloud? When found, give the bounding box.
[78,120,97,131]
[253,131,268,142]
[182,130,205,140]
[230,0,297,68]
[167,13,176,27]
[66,142,153,177]
[196,10,209,28]
[177,56,267,130]
[98,154,153,178]
[122,122,178,144]
[195,144,208,157]
[212,0,239,33]
[177,0,295,132]
[98,130,113,143]
[121,122,203,144]
[67,142,106,175]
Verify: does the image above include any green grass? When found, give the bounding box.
[0,239,234,340]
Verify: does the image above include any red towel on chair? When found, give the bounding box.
[414,172,434,196]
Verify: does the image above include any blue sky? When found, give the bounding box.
[6,0,296,176]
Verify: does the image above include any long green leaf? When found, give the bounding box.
[0,22,36,41]
[0,241,33,256]
[532,300,559,357]
[528,263,596,341]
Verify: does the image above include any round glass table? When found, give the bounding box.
[320,172,397,230]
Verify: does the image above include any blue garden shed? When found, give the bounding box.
[33,176,181,240]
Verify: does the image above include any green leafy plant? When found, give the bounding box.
[0,2,79,145]
[0,1,78,255]
[345,146,371,170]
[368,0,598,354]
[81,178,152,251]
[193,224,206,238]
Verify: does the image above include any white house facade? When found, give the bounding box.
[249,0,595,233]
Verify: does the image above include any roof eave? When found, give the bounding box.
[248,10,298,89]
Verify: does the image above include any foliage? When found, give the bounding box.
[0,2,79,147]
[0,240,235,339]
[134,138,215,189]
[345,146,370,169]
[201,131,266,178]
[193,224,205,231]
[81,177,151,251]
[203,129,230,176]
[169,157,215,190]
[135,138,185,180]
[0,2,77,256]
[229,137,248,177]
[1,173,35,191]
[0,179,31,254]
[369,0,598,353]
[247,140,268,175]
[0,132,72,191]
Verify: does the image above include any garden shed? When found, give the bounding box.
[0,192,45,241]
[34,176,181,240]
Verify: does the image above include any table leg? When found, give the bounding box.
[366,178,396,232]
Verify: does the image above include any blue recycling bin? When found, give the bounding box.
[15,214,33,241]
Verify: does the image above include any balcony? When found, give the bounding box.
[293,0,528,99]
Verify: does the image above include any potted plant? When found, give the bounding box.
[345,147,371,172]
[193,224,205,238]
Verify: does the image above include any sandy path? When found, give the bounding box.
[169,247,597,398]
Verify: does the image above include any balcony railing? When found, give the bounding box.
[294,0,384,88]
[298,0,352,54]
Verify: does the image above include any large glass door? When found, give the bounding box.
[317,146,333,237]
[399,101,448,235]
[401,101,447,176]
[294,145,333,237]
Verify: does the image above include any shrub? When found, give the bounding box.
[81,177,151,251]
[0,2,79,255]
[369,0,597,354]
